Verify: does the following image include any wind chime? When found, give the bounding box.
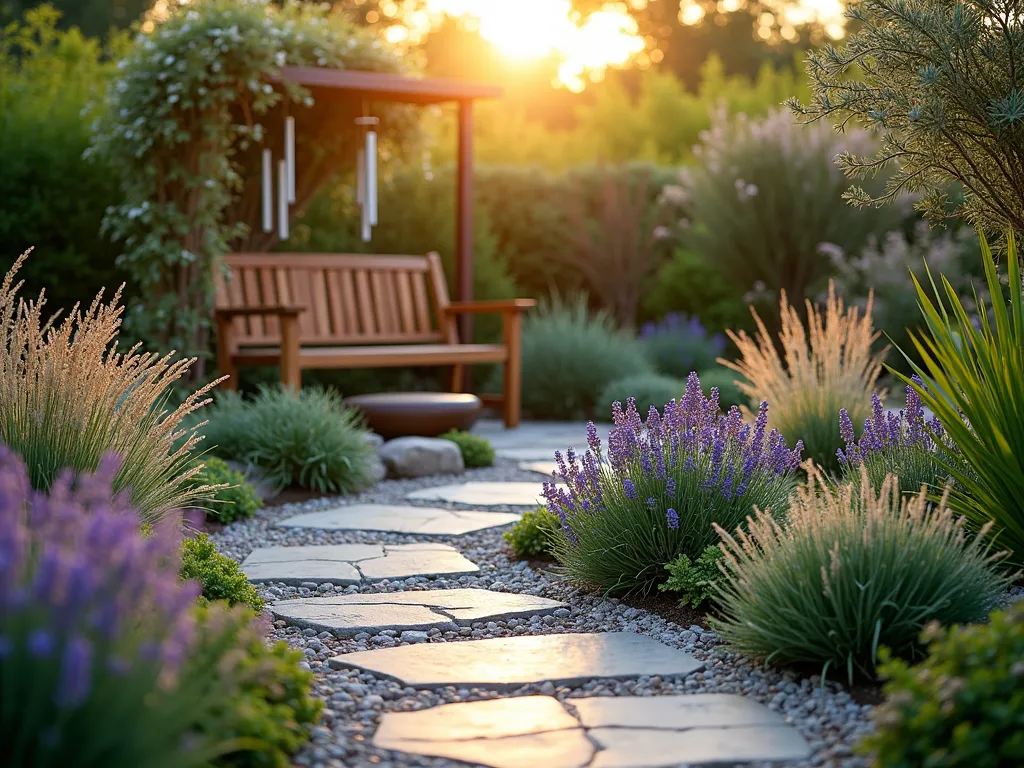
[260,106,380,244]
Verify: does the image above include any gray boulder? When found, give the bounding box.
[379,437,464,479]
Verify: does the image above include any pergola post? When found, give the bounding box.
[456,98,474,347]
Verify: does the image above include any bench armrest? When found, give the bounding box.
[215,305,305,319]
[443,299,536,315]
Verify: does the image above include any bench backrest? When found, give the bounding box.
[214,252,458,347]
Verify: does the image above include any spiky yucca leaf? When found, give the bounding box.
[0,250,220,523]
[897,231,1024,566]
[722,282,887,471]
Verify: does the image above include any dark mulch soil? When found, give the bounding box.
[619,590,712,632]
[264,487,330,507]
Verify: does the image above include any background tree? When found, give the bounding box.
[0,0,152,36]
[792,0,1024,234]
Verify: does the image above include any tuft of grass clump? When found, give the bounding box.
[0,250,219,524]
[516,294,653,420]
[597,373,684,418]
[199,386,376,494]
[504,507,561,559]
[711,467,1014,683]
[180,534,265,614]
[860,601,1024,767]
[722,281,886,473]
[439,429,495,468]
[193,457,262,524]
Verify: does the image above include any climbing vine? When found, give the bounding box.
[92,0,415,373]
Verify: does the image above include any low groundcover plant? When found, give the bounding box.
[710,468,1013,683]
[543,372,802,594]
[838,376,954,495]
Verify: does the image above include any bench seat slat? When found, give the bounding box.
[232,343,508,369]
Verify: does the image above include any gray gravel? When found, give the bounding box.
[210,460,876,768]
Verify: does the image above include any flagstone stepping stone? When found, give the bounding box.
[372,693,810,768]
[271,588,567,637]
[406,481,546,507]
[276,504,521,536]
[240,543,479,585]
[374,696,595,768]
[519,460,559,477]
[329,631,703,689]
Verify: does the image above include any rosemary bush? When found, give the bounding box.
[838,378,955,496]
[199,387,376,494]
[0,252,216,524]
[792,0,1024,232]
[723,282,886,472]
[543,373,802,594]
[711,469,1013,682]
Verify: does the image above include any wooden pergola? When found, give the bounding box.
[280,66,502,342]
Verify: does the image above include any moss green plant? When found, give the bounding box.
[180,534,265,614]
[504,507,561,559]
[860,602,1024,767]
[194,457,262,524]
[439,430,495,468]
[658,545,724,609]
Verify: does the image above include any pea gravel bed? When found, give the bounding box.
[211,461,876,768]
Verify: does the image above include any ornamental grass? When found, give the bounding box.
[722,281,886,472]
[0,251,219,524]
[543,372,802,594]
[710,468,1013,683]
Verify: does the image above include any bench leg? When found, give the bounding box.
[280,315,301,392]
[215,317,239,391]
[448,364,465,393]
[502,313,523,429]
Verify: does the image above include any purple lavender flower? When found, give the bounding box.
[666,508,679,530]
[837,381,948,467]
[623,478,637,499]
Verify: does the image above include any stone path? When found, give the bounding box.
[406,481,546,507]
[519,460,558,477]
[373,694,811,768]
[271,588,566,637]
[240,543,479,585]
[329,631,703,689]
[277,504,521,536]
[471,419,609,462]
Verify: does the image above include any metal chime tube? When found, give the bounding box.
[262,149,273,233]
[357,148,365,206]
[365,130,378,226]
[285,116,296,204]
[278,160,289,241]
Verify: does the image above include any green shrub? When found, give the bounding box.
[677,108,898,310]
[199,387,376,494]
[504,507,562,559]
[0,252,216,525]
[544,374,802,594]
[0,6,132,313]
[898,233,1024,567]
[194,457,262,524]
[597,373,685,418]
[860,602,1024,768]
[695,366,746,410]
[439,430,495,468]
[658,545,724,609]
[191,603,322,768]
[641,248,750,334]
[711,470,1013,683]
[515,295,654,420]
[181,534,265,614]
[638,313,727,380]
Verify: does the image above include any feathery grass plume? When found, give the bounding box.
[721,281,886,472]
[0,250,221,524]
[710,467,1014,683]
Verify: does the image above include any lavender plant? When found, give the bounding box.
[0,446,228,768]
[838,378,955,496]
[543,372,802,594]
[639,313,726,380]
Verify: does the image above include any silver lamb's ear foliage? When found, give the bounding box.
[792,0,1024,234]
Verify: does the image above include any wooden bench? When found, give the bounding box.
[213,252,536,428]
